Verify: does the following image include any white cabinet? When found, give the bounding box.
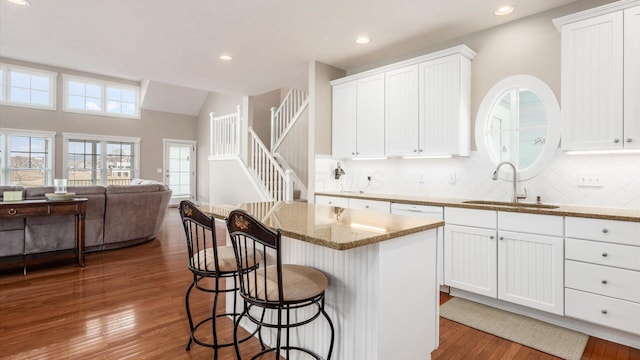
[564,217,640,335]
[385,65,419,157]
[315,195,349,208]
[332,45,475,159]
[418,54,471,156]
[556,3,640,150]
[331,74,385,159]
[624,5,640,148]
[444,208,564,315]
[391,203,444,285]
[444,208,497,297]
[315,195,390,214]
[497,213,564,315]
[331,82,357,159]
[348,198,390,214]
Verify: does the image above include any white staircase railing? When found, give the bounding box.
[271,88,308,151]
[249,127,293,202]
[210,106,241,157]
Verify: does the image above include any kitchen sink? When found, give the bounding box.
[462,200,560,209]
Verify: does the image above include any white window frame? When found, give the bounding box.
[0,63,57,111]
[0,128,56,186]
[62,74,141,119]
[62,132,141,186]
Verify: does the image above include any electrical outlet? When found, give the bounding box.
[577,173,603,187]
[449,172,457,184]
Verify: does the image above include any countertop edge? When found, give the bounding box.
[316,192,640,222]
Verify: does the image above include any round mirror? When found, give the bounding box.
[476,75,560,181]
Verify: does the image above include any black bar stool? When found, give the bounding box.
[178,201,260,359]
[226,209,335,360]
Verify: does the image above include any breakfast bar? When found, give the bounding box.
[204,201,444,360]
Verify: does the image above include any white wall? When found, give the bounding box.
[196,92,243,203]
[315,0,640,210]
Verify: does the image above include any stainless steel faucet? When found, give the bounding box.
[492,161,527,203]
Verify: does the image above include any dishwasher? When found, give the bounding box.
[391,203,445,287]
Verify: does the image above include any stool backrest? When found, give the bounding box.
[179,200,221,275]
[226,209,284,306]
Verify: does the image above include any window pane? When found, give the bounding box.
[122,102,136,115]
[106,87,121,101]
[30,137,46,152]
[120,144,132,156]
[10,87,30,103]
[86,97,101,111]
[31,90,49,105]
[122,89,135,103]
[10,169,45,186]
[10,72,29,88]
[31,75,49,91]
[86,84,101,98]
[68,81,85,96]
[10,136,29,151]
[69,95,85,109]
[106,100,121,113]
[10,152,30,167]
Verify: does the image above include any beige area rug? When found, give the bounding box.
[440,297,588,360]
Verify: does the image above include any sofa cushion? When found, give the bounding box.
[107,184,162,194]
[24,186,55,200]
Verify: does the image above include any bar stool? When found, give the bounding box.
[226,209,335,360]
[178,201,260,359]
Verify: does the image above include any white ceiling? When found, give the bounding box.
[1,0,580,100]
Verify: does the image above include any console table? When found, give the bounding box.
[0,198,87,272]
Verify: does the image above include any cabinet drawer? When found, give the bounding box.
[498,211,563,237]
[565,288,640,335]
[391,203,443,216]
[1,205,48,217]
[348,198,390,214]
[565,238,640,271]
[50,204,78,215]
[565,260,640,303]
[315,196,349,208]
[445,207,496,228]
[566,217,639,245]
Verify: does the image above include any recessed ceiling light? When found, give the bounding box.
[219,55,232,61]
[7,0,31,5]
[494,5,514,16]
[356,36,371,45]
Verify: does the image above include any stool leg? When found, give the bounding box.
[234,308,247,359]
[184,280,196,351]
[286,307,291,359]
[212,277,221,360]
[321,298,335,360]
[276,308,282,359]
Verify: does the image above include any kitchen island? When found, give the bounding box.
[203,201,444,360]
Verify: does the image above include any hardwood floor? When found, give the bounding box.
[1,208,638,359]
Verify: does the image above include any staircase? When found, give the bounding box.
[209,89,309,203]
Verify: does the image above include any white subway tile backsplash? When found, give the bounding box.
[316,151,640,209]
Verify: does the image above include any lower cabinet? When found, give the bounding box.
[444,207,564,315]
[564,217,640,335]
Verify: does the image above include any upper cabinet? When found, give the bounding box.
[554,1,640,151]
[332,74,385,159]
[331,45,476,159]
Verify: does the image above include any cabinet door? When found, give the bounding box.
[348,198,390,214]
[444,224,497,297]
[332,81,357,158]
[561,12,624,150]
[419,55,471,156]
[497,231,564,315]
[624,6,640,149]
[356,74,385,157]
[385,65,419,156]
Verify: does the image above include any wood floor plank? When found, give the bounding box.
[1,207,636,359]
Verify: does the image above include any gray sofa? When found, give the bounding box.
[0,181,171,258]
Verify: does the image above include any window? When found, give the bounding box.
[63,133,140,186]
[0,129,55,186]
[0,63,57,110]
[63,75,141,118]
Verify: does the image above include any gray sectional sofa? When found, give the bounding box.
[0,181,172,259]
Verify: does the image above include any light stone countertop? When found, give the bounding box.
[316,191,640,222]
[199,201,444,250]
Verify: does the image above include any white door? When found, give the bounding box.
[164,140,196,205]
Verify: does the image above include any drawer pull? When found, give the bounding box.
[601,309,608,315]
[365,205,370,208]
[601,280,608,285]
[602,228,609,234]
[614,139,620,143]
[602,252,608,257]
[499,236,504,241]
[489,236,495,240]
[8,208,17,215]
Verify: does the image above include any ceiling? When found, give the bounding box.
[1,0,581,102]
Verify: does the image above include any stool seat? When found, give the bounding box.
[246,264,328,302]
[192,246,261,273]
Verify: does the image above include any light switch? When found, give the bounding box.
[577,173,603,187]
[157,168,163,174]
